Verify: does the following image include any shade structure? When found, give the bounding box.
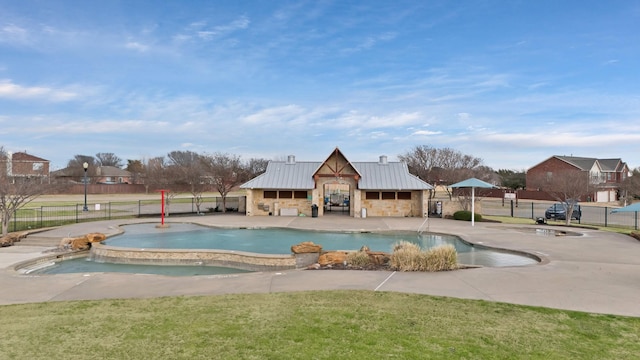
[450,178,497,226]
[611,202,640,213]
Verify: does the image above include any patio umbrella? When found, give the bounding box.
[611,202,640,213]
[450,178,497,227]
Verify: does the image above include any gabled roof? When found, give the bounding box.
[555,156,598,171]
[240,150,433,191]
[7,152,49,162]
[597,158,626,172]
[531,155,627,173]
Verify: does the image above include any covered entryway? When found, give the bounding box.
[323,182,350,215]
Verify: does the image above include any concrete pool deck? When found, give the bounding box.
[1,215,639,317]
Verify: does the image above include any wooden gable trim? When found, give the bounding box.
[312,147,361,182]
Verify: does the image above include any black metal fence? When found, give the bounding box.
[6,196,242,233]
[480,199,639,230]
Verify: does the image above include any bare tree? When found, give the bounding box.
[0,147,48,236]
[201,152,243,213]
[399,145,492,199]
[619,167,640,205]
[66,155,97,181]
[167,151,208,213]
[528,170,591,225]
[96,152,123,168]
[240,158,269,183]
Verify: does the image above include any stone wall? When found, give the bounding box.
[245,189,313,216]
[90,243,297,271]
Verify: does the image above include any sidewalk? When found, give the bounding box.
[1,215,639,317]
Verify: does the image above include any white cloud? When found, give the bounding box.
[0,24,29,44]
[411,130,442,136]
[125,41,150,52]
[0,79,78,101]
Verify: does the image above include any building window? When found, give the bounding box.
[32,162,43,171]
[279,190,293,198]
[294,191,307,199]
[264,191,277,199]
[381,192,395,200]
[365,191,379,200]
[397,192,412,200]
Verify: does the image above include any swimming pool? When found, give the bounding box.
[29,223,538,275]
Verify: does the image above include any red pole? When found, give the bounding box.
[160,190,165,225]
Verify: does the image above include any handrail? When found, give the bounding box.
[417,216,429,235]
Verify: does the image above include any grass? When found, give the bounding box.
[0,291,638,359]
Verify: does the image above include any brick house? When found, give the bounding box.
[51,165,133,184]
[526,155,630,202]
[0,151,50,182]
[240,148,433,217]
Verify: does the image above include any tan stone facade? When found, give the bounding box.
[241,148,433,218]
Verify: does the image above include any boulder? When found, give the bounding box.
[318,251,348,266]
[59,233,106,250]
[0,231,29,247]
[291,241,322,254]
[367,251,390,265]
[86,233,107,243]
[70,236,91,251]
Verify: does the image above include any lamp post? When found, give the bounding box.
[82,162,89,211]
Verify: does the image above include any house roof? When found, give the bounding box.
[7,152,49,162]
[241,156,433,191]
[532,155,627,173]
[96,166,131,177]
[555,156,598,171]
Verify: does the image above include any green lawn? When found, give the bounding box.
[1,291,638,359]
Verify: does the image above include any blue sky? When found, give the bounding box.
[1,1,639,171]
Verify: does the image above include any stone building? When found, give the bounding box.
[240,148,433,217]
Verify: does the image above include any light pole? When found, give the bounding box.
[82,162,89,211]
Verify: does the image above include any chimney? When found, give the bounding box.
[379,155,388,165]
[287,155,296,164]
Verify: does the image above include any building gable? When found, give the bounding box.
[313,147,361,182]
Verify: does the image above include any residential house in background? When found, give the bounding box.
[0,151,50,182]
[52,166,133,184]
[526,155,630,202]
[94,166,133,184]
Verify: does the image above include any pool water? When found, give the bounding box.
[32,223,538,276]
[105,223,424,254]
[37,258,251,276]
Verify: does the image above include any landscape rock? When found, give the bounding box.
[291,241,323,254]
[0,231,29,247]
[58,233,107,251]
[318,251,348,266]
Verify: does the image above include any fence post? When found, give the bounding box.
[40,206,43,228]
[510,200,514,217]
[604,207,608,227]
[138,200,141,217]
[76,204,79,223]
[635,211,638,231]
[531,202,534,219]
[12,209,16,232]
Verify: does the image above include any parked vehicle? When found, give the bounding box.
[545,202,581,221]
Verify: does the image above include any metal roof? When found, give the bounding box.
[241,160,433,190]
[241,161,320,189]
[352,162,433,190]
